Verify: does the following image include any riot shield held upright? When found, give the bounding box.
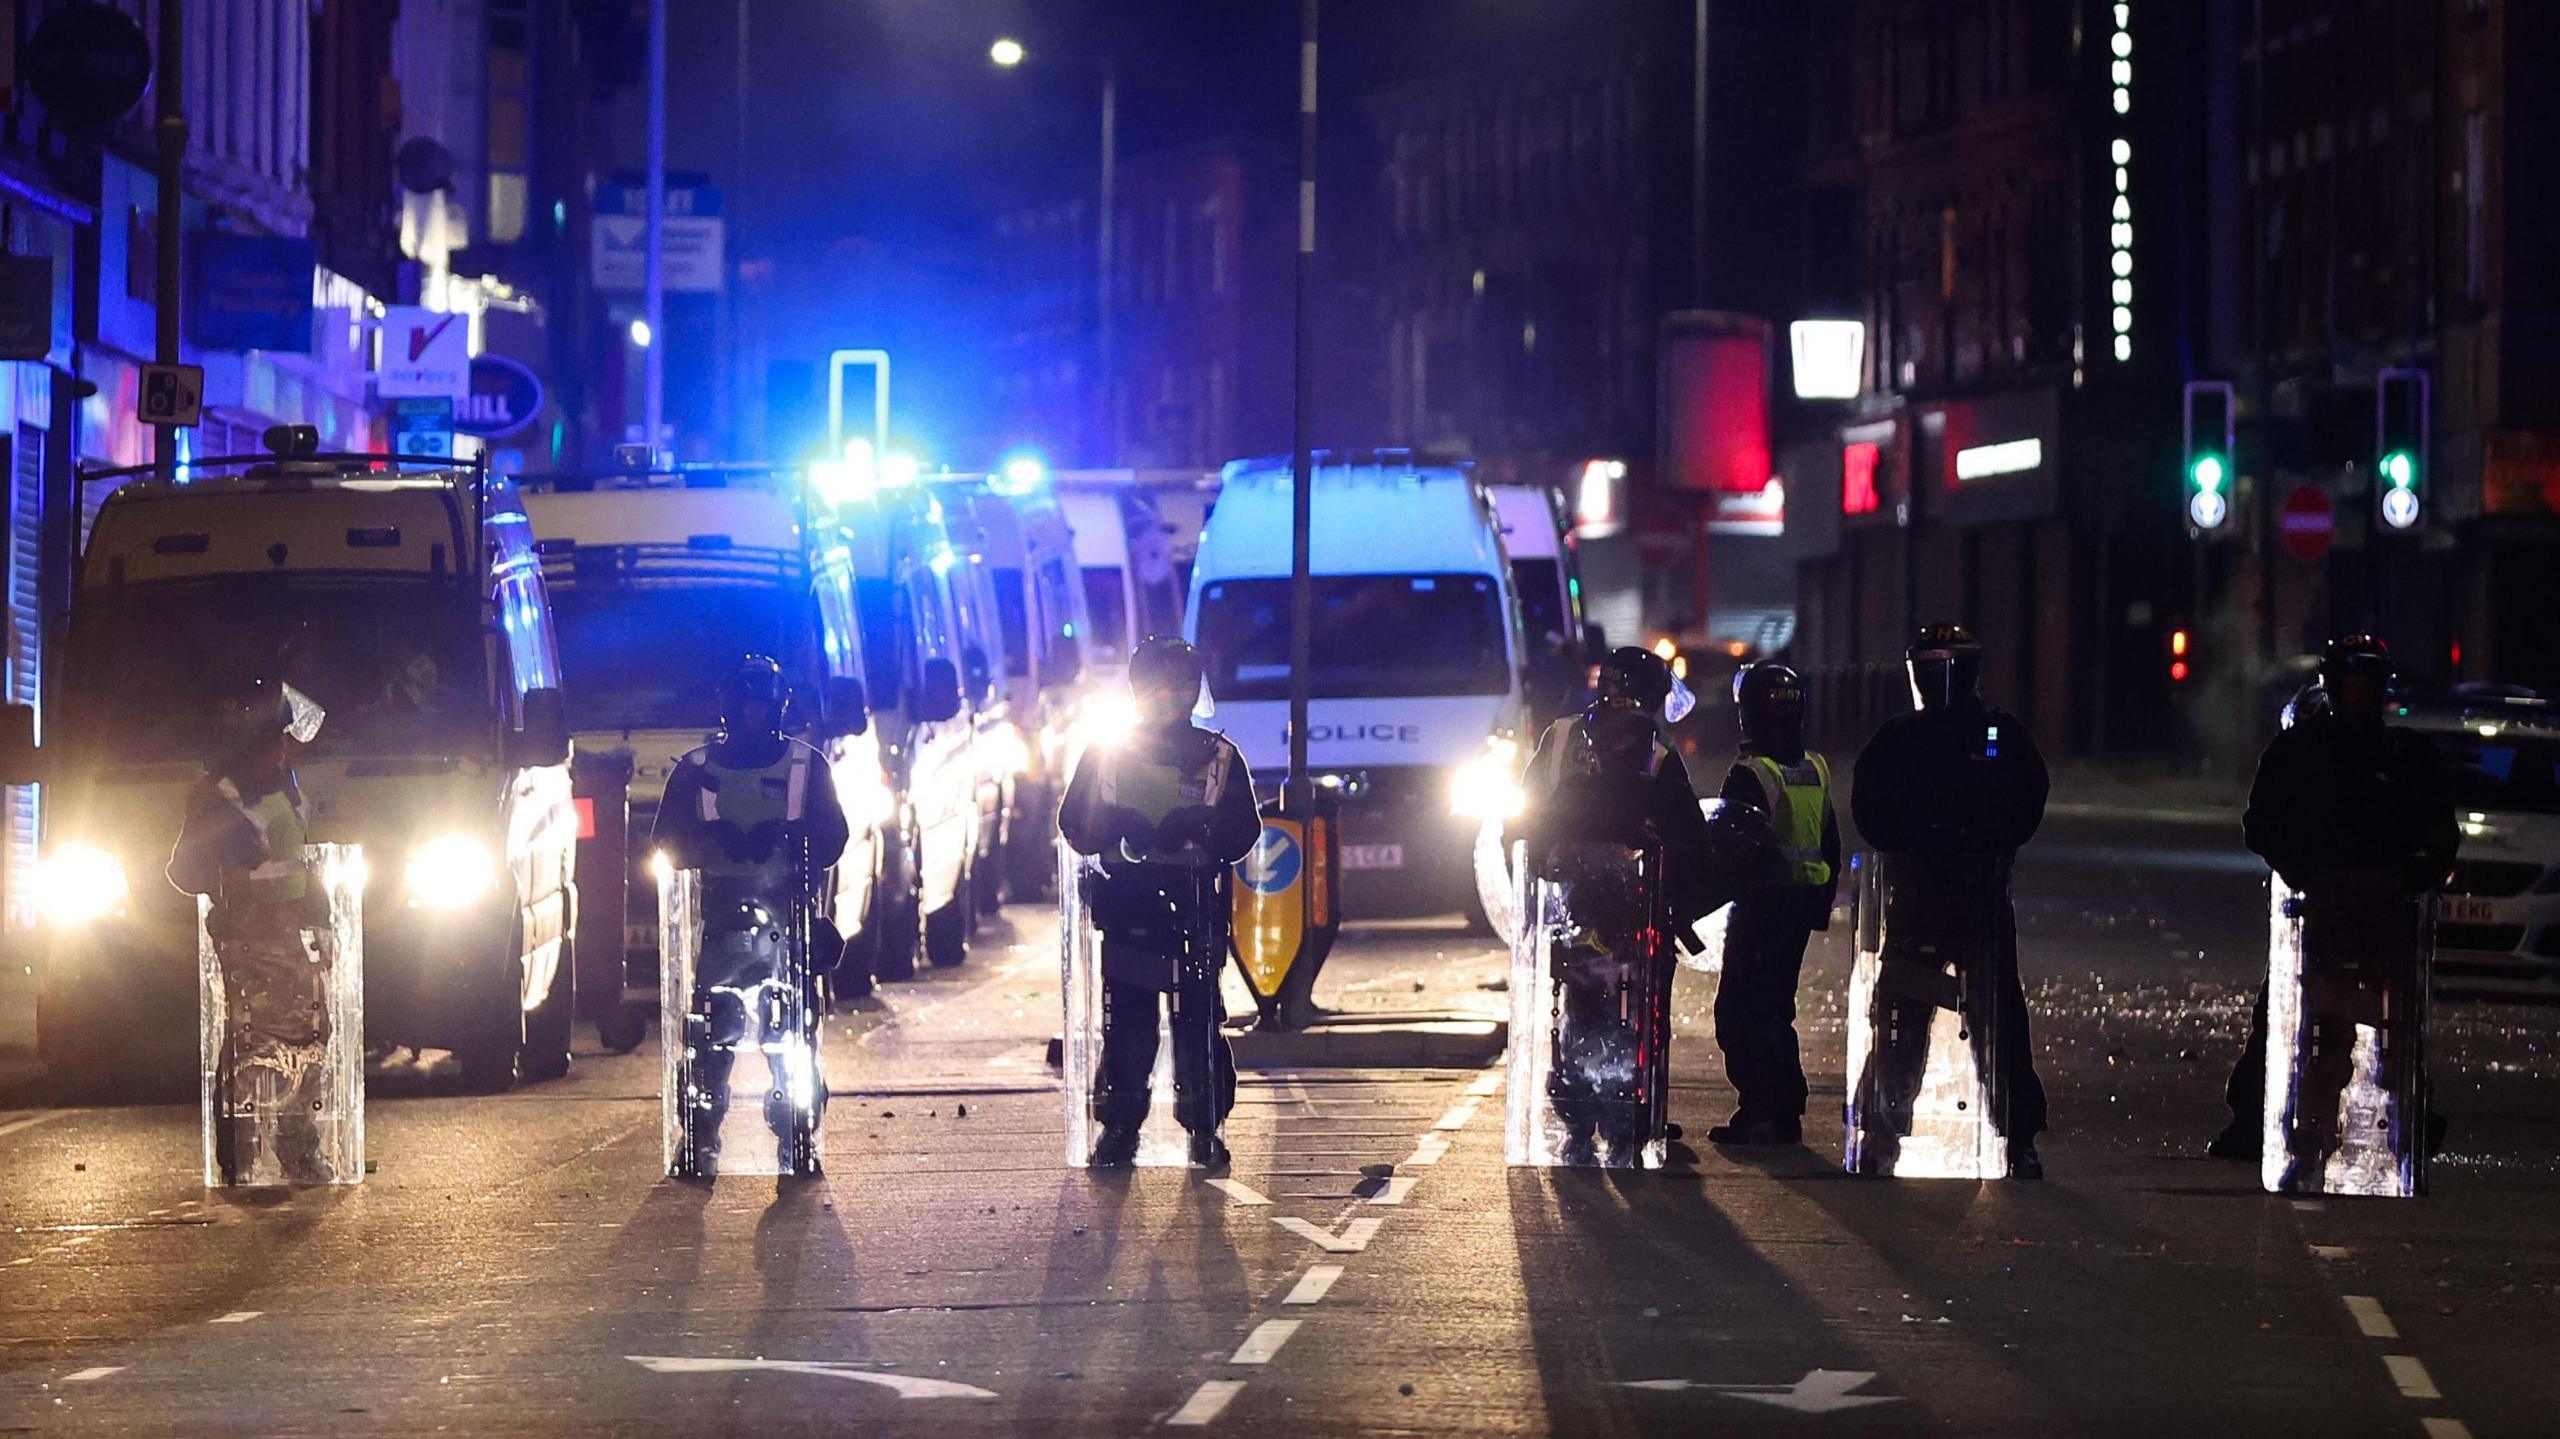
[661,864,825,1180]
[1505,840,1673,1169]
[200,844,364,1187]
[1843,852,2010,1179]
[1063,843,1232,1166]
[2262,873,2431,1197]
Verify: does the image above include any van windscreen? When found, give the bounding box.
[550,582,795,730]
[1512,558,1566,648]
[1083,567,1129,655]
[1194,574,1510,701]
[68,577,481,760]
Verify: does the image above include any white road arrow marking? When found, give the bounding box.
[1206,1178,1271,1206]
[1623,1369,1899,1414]
[1272,1216,1382,1253]
[626,1356,996,1399]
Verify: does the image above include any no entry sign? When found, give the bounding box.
[2279,484,2334,562]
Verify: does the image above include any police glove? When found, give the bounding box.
[1104,805,1156,855]
[1154,804,1217,853]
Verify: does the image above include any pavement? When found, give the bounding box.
[3,808,2558,1435]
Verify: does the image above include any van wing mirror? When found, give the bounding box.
[822,675,871,738]
[962,643,994,702]
[508,687,572,768]
[917,657,965,723]
[0,703,39,786]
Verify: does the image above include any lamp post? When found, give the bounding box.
[991,38,1118,464]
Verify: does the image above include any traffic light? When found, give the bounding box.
[2375,367,2429,533]
[2168,625,2192,684]
[2181,380,2234,535]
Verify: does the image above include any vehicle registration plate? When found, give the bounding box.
[2444,896,2500,925]
[1342,844,1405,871]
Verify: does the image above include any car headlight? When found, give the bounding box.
[1450,734,1526,820]
[981,721,1033,780]
[402,834,498,911]
[40,844,129,926]
[1070,691,1141,756]
[845,761,897,831]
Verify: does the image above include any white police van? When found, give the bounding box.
[1186,451,1529,921]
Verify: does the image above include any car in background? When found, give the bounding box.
[2396,690,2560,998]
[936,471,1096,899]
[11,440,577,1091]
[1488,481,1600,723]
[1054,473,1187,682]
[1187,450,1529,923]
[520,464,888,999]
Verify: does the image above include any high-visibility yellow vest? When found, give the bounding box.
[1091,733,1236,869]
[689,741,820,883]
[1746,751,1833,887]
[222,787,310,907]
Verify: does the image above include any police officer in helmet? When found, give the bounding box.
[2213,633,2455,1163]
[1060,637,1262,1168]
[1851,623,2051,1178]
[654,655,850,1171]
[1709,662,1842,1147]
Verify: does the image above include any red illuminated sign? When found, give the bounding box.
[1842,441,1881,516]
[575,796,597,841]
[1660,314,1772,496]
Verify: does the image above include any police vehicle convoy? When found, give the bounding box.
[7,432,578,1091]
[519,463,890,996]
[1054,474,1187,693]
[1488,481,1601,723]
[934,468,1097,900]
[1186,451,1532,923]
[930,490,1029,924]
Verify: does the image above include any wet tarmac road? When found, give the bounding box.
[3,805,2556,1435]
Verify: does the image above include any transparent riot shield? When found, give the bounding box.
[1505,840,1672,1169]
[1063,842,1231,1167]
[199,844,365,1187]
[2262,873,2431,1197]
[1843,852,2010,1179]
[661,866,825,1179]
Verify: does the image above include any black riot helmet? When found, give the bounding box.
[720,654,789,740]
[1905,623,1984,713]
[1597,646,1677,717]
[1129,635,1207,729]
[2316,632,2394,725]
[1734,661,1808,758]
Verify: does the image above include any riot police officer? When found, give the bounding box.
[1059,637,1261,1168]
[168,677,334,1182]
[2214,634,2455,1167]
[1709,662,1841,1147]
[653,655,850,1172]
[1851,623,2051,1178]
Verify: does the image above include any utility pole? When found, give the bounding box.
[1691,0,1710,306]
[644,0,668,457]
[1287,0,1318,819]
[1096,58,1118,464]
[153,0,186,483]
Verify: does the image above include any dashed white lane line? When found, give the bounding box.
[1271,1217,1381,1253]
[1166,1379,1247,1426]
[1401,1134,1450,1168]
[2383,1355,2441,1400]
[2421,1419,2474,1439]
[2310,1245,2352,1260]
[0,1112,70,1140]
[6,1257,30,1267]
[63,1367,124,1383]
[1464,1072,1502,1098]
[2342,1296,2398,1339]
[1432,1102,1479,1132]
[1229,1319,1302,1366]
[1205,1179,1270,1207]
[1283,1265,1344,1306]
[209,1311,262,1325]
[1366,1176,1419,1206]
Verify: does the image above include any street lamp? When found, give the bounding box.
[989,37,1117,464]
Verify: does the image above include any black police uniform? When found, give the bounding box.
[2224,708,2456,1148]
[1058,720,1261,1142]
[1850,697,2050,1151]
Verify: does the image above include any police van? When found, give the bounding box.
[935,473,1095,899]
[832,473,979,972]
[4,438,578,1090]
[1186,451,1530,920]
[1054,475,1187,680]
[1488,482,1599,722]
[518,465,889,990]
[2394,690,2560,999]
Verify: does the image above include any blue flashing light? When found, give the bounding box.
[994,450,1049,495]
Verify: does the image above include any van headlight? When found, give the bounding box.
[1071,691,1141,755]
[403,834,497,911]
[1449,734,1526,820]
[40,845,129,926]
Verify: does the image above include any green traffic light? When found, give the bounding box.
[2382,450,2416,488]
[2189,454,2226,493]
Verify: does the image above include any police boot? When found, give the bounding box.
[2205,1120,2259,1161]
[1090,1124,1142,1168]
[1559,1127,1599,1167]
[1187,1132,1230,1170]
[2005,1138,2043,1181]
